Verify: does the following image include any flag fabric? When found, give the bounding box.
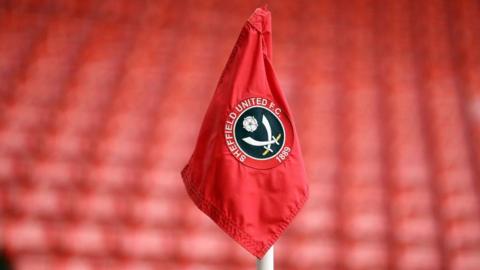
[181,6,309,258]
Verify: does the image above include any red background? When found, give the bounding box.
[1,0,480,269]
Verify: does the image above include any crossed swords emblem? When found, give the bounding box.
[242,115,282,156]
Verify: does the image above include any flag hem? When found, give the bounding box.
[181,164,309,258]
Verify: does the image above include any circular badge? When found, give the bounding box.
[224,97,294,169]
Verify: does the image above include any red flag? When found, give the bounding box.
[181,6,309,258]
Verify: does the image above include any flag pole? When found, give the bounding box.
[256,246,274,270]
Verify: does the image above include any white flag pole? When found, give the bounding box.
[256,245,274,270]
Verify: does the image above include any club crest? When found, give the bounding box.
[224,97,294,169]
